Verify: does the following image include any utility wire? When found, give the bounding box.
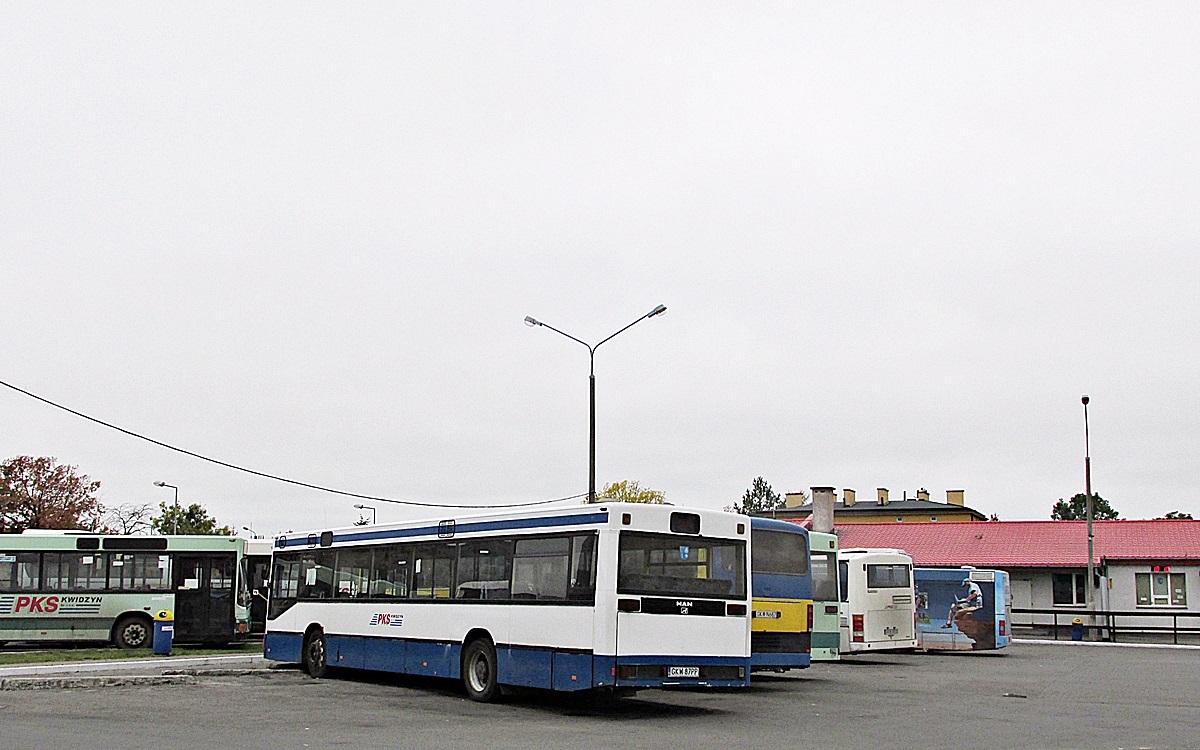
[0,378,587,510]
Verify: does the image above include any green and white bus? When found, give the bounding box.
[0,531,252,648]
[808,530,841,661]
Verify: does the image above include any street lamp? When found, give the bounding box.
[153,481,179,535]
[353,504,376,524]
[524,304,668,503]
[242,526,259,539]
[1082,395,1096,615]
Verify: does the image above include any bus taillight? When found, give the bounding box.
[807,603,814,632]
[852,614,864,643]
[999,619,1006,636]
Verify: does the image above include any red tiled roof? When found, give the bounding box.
[825,520,1200,568]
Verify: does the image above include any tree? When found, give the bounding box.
[0,455,105,533]
[104,503,153,535]
[1051,493,1120,520]
[598,480,666,504]
[730,476,784,515]
[150,501,234,535]
[1160,510,1194,520]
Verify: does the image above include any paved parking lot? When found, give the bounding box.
[2,642,1199,750]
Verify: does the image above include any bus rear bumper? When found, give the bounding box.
[610,655,751,688]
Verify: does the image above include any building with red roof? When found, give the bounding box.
[826,519,1200,620]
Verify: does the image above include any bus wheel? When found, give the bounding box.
[462,638,500,702]
[303,629,328,679]
[113,615,151,650]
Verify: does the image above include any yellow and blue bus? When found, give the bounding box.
[0,531,252,648]
[749,517,813,671]
[808,529,841,661]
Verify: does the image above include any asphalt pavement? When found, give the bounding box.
[1,641,1198,750]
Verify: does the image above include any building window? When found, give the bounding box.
[1052,572,1086,606]
[1136,572,1187,607]
[930,516,938,522]
[896,517,903,522]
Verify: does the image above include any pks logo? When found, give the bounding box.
[14,595,59,613]
[369,613,404,627]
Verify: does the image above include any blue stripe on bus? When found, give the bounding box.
[263,632,750,690]
[276,511,610,548]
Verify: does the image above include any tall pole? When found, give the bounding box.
[1083,395,1095,616]
[525,305,667,503]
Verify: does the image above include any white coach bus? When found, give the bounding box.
[838,548,917,653]
[263,504,752,701]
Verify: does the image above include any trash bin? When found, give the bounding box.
[153,609,175,655]
[1071,617,1084,641]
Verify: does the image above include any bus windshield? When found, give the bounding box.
[617,532,745,599]
[751,529,809,576]
[810,550,838,602]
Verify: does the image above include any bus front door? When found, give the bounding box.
[173,554,236,643]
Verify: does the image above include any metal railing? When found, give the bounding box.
[1012,607,1200,645]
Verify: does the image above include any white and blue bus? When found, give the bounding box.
[914,567,1011,651]
[264,504,752,701]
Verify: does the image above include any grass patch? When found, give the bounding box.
[0,640,262,666]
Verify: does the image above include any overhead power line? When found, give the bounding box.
[0,378,585,510]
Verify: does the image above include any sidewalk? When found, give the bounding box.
[0,652,272,679]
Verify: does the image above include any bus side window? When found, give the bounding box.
[839,561,849,602]
[370,545,410,598]
[0,553,42,592]
[568,534,597,601]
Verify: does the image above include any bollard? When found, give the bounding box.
[153,609,175,655]
[1071,617,1084,641]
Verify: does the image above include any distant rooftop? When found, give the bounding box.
[827,519,1200,567]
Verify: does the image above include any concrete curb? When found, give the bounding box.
[1014,638,1200,650]
[0,653,270,678]
[0,675,199,691]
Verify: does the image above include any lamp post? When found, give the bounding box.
[1082,395,1096,616]
[242,526,259,539]
[153,481,179,535]
[524,304,668,503]
[353,504,376,524]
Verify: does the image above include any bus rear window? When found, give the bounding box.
[867,564,911,588]
[811,551,838,601]
[751,529,809,576]
[618,532,745,600]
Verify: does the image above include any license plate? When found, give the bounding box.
[667,666,699,678]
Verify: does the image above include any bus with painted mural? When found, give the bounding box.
[914,567,1011,651]
[749,517,812,671]
[264,503,752,701]
[808,529,841,660]
[838,548,917,653]
[0,531,252,648]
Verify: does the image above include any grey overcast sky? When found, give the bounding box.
[3,4,1198,535]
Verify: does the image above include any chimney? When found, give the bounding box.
[843,488,856,507]
[811,487,836,534]
[917,488,930,502]
[877,488,889,505]
[784,492,807,509]
[947,489,965,507]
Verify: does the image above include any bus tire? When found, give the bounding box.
[303,628,328,679]
[461,637,500,703]
[113,615,152,650]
